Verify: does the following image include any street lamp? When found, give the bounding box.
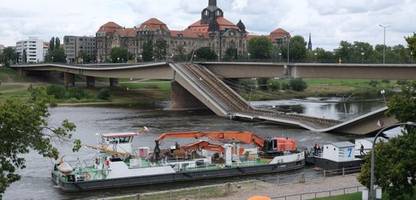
[380,90,386,105]
[410,52,414,64]
[361,52,365,63]
[314,52,318,63]
[278,52,282,63]
[369,122,416,200]
[379,24,389,64]
[286,36,291,63]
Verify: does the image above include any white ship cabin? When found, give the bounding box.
[322,142,356,162]
[354,137,387,157]
[101,132,138,155]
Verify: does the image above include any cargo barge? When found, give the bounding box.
[52,131,305,192]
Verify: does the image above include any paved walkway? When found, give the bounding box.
[209,174,362,200]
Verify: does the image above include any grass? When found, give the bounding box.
[314,192,361,200]
[240,79,397,101]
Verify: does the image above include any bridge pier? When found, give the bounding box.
[86,76,96,88]
[170,81,206,111]
[63,72,75,88]
[109,78,119,87]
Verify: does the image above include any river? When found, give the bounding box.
[3,97,385,200]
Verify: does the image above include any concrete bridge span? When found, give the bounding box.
[11,62,407,135]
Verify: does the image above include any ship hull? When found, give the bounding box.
[52,160,304,192]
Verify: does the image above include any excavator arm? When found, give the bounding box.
[156,131,265,148]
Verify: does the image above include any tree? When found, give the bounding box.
[79,51,92,63]
[110,47,129,63]
[46,37,66,63]
[248,36,272,59]
[195,47,217,61]
[286,36,307,62]
[405,33,416,61]
[0,47,17,67]
[142,40,154,62]
[224,47,238,61]
[154,39,168,60]
[358,81,416,200]
[307,48,335,63]
[173,45,187,61]
[0,89,79,198]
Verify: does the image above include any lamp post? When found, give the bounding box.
[369,122,416,200]
[379,24,388,64]
[286,36,291,64]
[278,52,282,63]
[361,52,365,63]
[380,90,386,105]
[411,52,414,64]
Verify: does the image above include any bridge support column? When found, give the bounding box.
[16,68,26,78]
[63,72,75,88]
[109,78,119,87]
[170,81,206,111]
[86,76,95,88]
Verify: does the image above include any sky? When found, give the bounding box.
[0,0,415,50]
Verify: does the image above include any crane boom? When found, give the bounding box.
[156,131,265,148]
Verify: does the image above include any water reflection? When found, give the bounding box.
[251,97,385,120]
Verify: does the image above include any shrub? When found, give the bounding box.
[96,88,111,100]
[66,88,88,100]
[281,82,290,90]
[368,80,379,88]
[46,85,66,99]
[268,79,281,91]
[289,78,307,91]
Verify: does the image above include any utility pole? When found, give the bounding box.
[379,24,388,64]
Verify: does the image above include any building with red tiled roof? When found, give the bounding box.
[94,0,289,62]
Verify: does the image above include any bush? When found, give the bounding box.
[281,82,290,90]
[46,85,66,99]
[268,79,281,91]
[289,78,307,91]
[368,80,379,88]
[96,88,111,100]
[66,88,88,100]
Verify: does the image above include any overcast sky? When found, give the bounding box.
[0,0,415,50]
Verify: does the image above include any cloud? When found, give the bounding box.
[0,0,414,50]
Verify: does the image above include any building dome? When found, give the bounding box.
[138,18,169,31]
[97,22,122,33]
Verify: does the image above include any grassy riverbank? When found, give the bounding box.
[0,67,399,105]
[314,192,361,200]
[239,79,397,101]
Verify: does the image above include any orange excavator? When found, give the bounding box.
[153,131,297,161]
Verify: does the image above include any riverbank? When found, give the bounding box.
[239,79,397,101]
[1,67,397,105]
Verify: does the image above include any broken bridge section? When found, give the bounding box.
[169,63,393,135]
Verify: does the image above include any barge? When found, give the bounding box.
[52,131,305,192]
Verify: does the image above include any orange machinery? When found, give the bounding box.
[154,131,297,154]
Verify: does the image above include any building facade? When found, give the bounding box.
[96,0,290,62]
[16,37,45,63]
[64,36,96,63]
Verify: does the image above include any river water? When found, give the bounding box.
[4,98,385,200]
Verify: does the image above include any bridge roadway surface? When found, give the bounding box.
[12,62,403,135]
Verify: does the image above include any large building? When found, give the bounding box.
[16,37,46,63]
[64,36,96,63]
[96,0,290,62]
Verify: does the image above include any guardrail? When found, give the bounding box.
[271,185,366,200]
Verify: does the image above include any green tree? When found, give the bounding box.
[307,48,335,63]
[224,47,238,61]
[46,37,66,63]
[0,47,17,67]
[0,90,79,197]
[358,81,416,200]
[173,45,187,61]
[335,41,353,63]
[405,33,416,61]
[142,40,154,62]
[110,47,129,63]
[248,36,272,59]
[195,47,218,61]
[154,39,168,60]
[79,51,92,63]
[287,36,307,62]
